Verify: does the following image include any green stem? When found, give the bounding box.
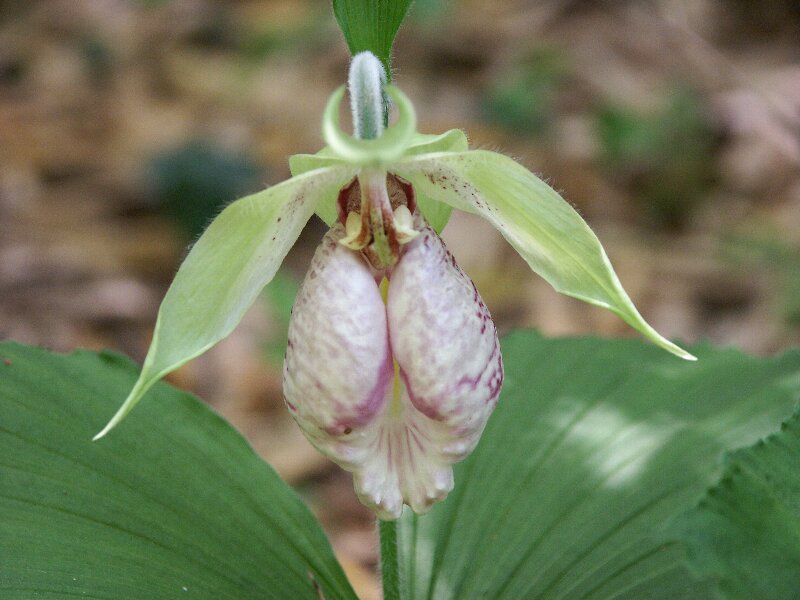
[379,518,402,600]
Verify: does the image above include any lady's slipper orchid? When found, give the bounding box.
[95,52,694,519]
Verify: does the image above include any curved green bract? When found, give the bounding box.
[0,342,357,600]
[394,150,695,360]
[678,407,800,600]
[95,167,355,439]
[398,332,800,599]
[322,85,416,165]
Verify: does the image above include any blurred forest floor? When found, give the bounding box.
[1,0,799,596]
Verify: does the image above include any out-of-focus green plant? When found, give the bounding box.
[80,36,114,85]
[148,139,261,240]
[135,0,170,8]
[406,0,449,22]
[481,47,569,136]
[596,87,717,229]
[723,232,800,328]
[239,7,330,62]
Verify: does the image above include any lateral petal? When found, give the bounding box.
[395,151,695,360]
[95,166,356,439]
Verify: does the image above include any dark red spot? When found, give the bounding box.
[1,357,10,366]
[343,427,353,435]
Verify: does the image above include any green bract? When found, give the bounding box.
[96,83,694,440]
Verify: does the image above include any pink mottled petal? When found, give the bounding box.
[283,226,392,460]
[387,222,503,448]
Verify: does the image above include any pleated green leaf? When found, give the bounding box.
[332,0,414,75]
[0,342,357,600]
[398,332,800,599]
[678,408,800,600]
[394,151,695,359]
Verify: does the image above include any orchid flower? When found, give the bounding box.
[95,52,694,520]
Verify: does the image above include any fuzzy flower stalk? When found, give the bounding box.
[95,52,694,520]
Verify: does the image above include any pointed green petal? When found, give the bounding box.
[95,166,356,439]
[395,150,695,360]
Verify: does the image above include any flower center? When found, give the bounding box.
[336,171,421,270]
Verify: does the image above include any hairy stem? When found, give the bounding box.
[349,51,388,139]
